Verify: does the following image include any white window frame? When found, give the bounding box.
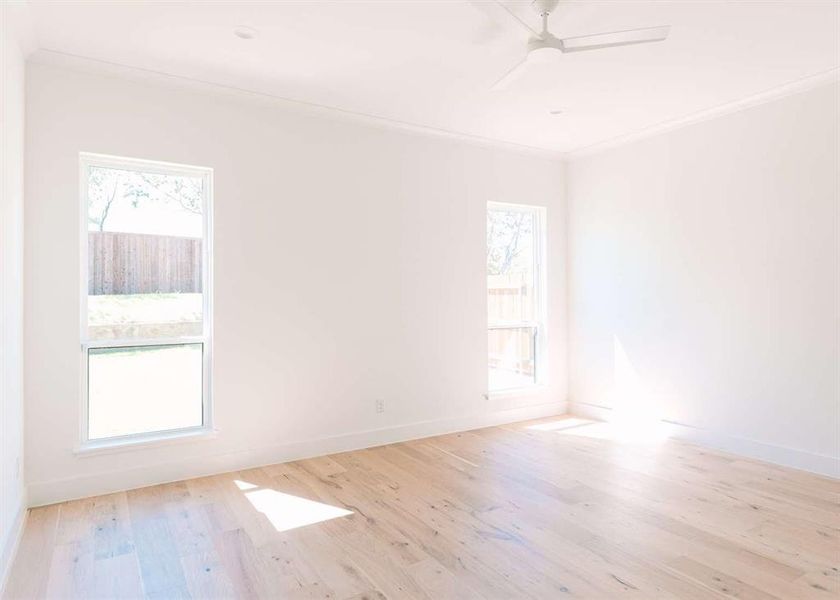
[78,153,214,451]
[487,201,547,394]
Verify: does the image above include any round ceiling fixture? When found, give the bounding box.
[233,26,258,40]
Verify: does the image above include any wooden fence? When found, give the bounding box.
[487,272,535,376]
[488,272,532,321]
[88,231,202,295]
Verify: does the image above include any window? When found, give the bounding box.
[487,202,545,392]
[80,154,212,446]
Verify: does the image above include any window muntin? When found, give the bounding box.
[81,154,212,445]
[487,203,544,392]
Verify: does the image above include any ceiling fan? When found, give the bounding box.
[489,0,670,90]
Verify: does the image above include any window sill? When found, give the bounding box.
[485,385,547,399]
[74,426,218,457]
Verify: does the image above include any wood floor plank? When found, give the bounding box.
[126,485,191,599]
[91,492,135,561]
[91,552,145,599]
[4,503,60,600]
[43,541,95,599]
[6,416,839,599]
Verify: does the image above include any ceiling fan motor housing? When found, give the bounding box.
[531,0,560,17]
[527,34,562,58]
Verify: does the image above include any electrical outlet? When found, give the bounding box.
[375,399,385,413]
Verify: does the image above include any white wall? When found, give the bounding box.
[0,3,27,589]
[24,62,567,505]
[568,81,839,475]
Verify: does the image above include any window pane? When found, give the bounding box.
[488,327,536,391]
[487,208,536,323]
[87,166,204,340]
[88,344,203,440]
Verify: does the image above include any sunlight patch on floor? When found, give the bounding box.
[526,418,594,432]
[527,417,672,445]
[234,479,258,490]
[242,487,353,532]
[560,418,672,444]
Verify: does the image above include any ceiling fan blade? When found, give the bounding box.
[465,1,506,43]
[491,56,531,91]
[559,25,670,53]
[477,0,540,39]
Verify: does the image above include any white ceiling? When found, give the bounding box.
[22,0,840,153]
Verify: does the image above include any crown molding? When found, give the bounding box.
[24,47,839,164]
[2,0,38,56]
[27,48,565,161]
[567,67,840,160]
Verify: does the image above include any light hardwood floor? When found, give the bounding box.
[5,416,839,599]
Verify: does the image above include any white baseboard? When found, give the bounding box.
[0,498,28,597]
[28,401,566,507]
[569,401,839,479]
